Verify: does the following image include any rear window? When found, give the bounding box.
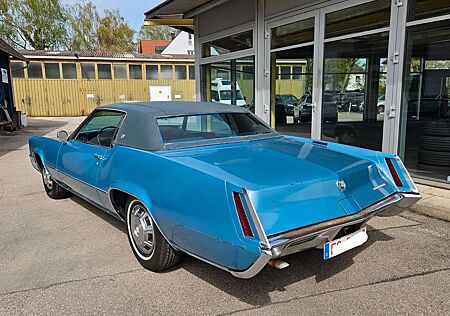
[157,113,273,144]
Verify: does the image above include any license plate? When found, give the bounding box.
[324,227,368,260]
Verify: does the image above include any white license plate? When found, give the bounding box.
[324,227,368,260]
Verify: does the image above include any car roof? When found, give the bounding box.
[95,101,255,151]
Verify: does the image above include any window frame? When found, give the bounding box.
[128,64,143,80]
[97,63,112,80]
[44,62,61,79]
[70,109,126,149]
[80,63,96,80]
[61,63,77,80]
[113,64,127,80]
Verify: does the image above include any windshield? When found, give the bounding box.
[219,90,245,101]
[280,95,298,103]
[157,113,274,144]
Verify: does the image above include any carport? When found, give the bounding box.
[0,38,28,129]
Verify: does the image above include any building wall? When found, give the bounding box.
[11,59,195,116]
[197,0,256,38]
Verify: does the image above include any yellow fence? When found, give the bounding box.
[12,79,196,117]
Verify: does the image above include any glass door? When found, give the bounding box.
[320,0,392,151]
[268,15,316,138]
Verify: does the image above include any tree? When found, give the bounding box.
[0,0,68,50]
[66,0,99,51]
[139,24,179,41]
[97,9,135,52]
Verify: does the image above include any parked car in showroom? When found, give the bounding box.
[29,102,420,278]
[294,94,338,123]
[274,94,299,124]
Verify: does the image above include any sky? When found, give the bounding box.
[61,0,166,31]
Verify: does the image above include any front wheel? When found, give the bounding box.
[42,167,70,199]
[126,199,181,271]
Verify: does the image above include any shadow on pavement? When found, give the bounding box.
[0,118,68,158]
[69,195,126,233]
[178,225,393,306]
[66,194,394,307]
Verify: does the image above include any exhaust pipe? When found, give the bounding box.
[269,259,289,270]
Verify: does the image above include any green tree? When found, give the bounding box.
[67,0,99,51]
[0,0,67,50]
[138,24,179,41]
[97,9,135,52]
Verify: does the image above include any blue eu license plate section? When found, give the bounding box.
[324,227,368,260]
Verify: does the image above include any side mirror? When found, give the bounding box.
[57,130,69,142]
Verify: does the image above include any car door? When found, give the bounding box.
[57,110,125,205]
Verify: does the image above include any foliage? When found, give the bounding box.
[96,9,135,52]
[66,0,99,51]
[0,0,68,50]
[139,24,179,41]
[0,0,136,52]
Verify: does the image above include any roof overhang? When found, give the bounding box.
[0,38,28,62]
[144,0,230,32]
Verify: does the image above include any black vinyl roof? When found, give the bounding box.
[98,101,255,151]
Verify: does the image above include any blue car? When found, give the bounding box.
[29,102,421,278]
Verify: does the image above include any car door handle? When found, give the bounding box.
[93,154,106,160]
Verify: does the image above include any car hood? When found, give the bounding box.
[163,137,396,235]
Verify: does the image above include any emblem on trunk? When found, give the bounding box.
[336,179,347,191]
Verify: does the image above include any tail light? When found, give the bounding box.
[385,158,403,187]
[232,192,254,237]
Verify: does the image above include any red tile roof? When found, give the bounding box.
[139,39,171,54]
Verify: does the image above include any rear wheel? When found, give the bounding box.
[42,167,70,199]
[126,198,181,271]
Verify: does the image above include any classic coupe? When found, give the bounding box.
[29,102,421,278]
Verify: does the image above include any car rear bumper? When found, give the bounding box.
[229,191,421,279]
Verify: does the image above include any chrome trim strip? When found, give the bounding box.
[242,189,270,250]
[57,169,108,194]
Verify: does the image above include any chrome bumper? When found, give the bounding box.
[229,192,421,279]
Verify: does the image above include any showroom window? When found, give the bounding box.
[399,19,450,184]
[202,30,253,57]
[202,57,255,113]
[270,16,315,138]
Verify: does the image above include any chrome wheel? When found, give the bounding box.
[128,202,155,257]
[42,168,53,190]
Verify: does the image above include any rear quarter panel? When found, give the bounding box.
[97,145,262,271]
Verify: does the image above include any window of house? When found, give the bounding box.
[62,63,77,79]
[146,65,158,80]
[11,62,25,78]
[81,63,95,79]
[160,65,173,79]
[189,65,195,80]
[97,64,112,79]
[114,64,127,79]
[27,62,43,79]
[174,65,187,80]
[44,63,60,79]
[129,64,142,80]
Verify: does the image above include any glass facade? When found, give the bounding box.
[196,0,450,185]
[202,57,255,112]
[399,20,450,183]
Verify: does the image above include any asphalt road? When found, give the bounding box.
[0,117,449,315]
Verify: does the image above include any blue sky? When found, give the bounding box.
[61,0,166,30]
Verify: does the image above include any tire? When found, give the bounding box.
[418,150,450,167]
[42,167,71,199]
[126,198,181,271]
[421,121,450,136]
[420,136,450,152]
